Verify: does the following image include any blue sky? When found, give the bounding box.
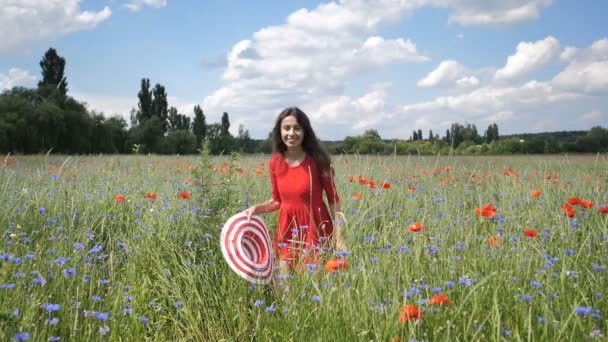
[1,0,607,140]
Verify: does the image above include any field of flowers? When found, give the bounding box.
[1,153,607,341]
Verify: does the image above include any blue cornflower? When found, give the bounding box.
[94,312,109,320]
[459,276,472,287]
[41,303,61,312]
[445,281,455,288]
[530,281,542,288]
[63,268,76,277]
[502,329,511,336]
[173,301,184,308]
[73,242,85,250]
[13,332,29,341]
[2,283,17,289]
[91,295,102,302]
[591,264,605,271]
[139,316,149,327]
[38,207,46,215]
[363,236,375,242]
[575,307,592,316]
[88,245,103,254]
[538,316,545,324]
[427,245,439,256]
[32,277,47,285]
[397,245,409,253]
[254,300,264,307]
[46,317,60,325]
[311,295,321,302]
[265,304,276,313]
[520,294,532,302]
[563,249,575,256]
[50,337,60,341]
[432,287,443,294]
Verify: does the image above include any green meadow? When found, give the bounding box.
[0,153,606,341]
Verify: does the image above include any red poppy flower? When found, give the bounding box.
[179,192,190,199]
[531,190,541,197]
[475,203,497,217]
[567,197,581,205]
[324,258,348,272]
[561,203,576,217]
[487,236,501,246]
[579,200,594,209]
[408,222,424,232]
[407,186,415,193]
[380,181,391,189]
[358,176,367,185]
[145,192,158,200]
[398,304,421,323]
[367,180,376,189]
[599,206,608,214]
[351,193,362,201]
[115,194,125,202]
[523,229,538,238]
[348,176,354,183]
[429,293,450,305]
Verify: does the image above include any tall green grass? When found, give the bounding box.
[0,154,606,341]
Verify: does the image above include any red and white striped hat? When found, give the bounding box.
[220,212,273,284]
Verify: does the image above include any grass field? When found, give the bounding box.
[1,153,607,341]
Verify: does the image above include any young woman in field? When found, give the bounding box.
[244,107,347,275]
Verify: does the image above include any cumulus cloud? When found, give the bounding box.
[417,60,467,88]
[430,0,553,25]
[0,0,111,55]
[123,0,167,12]
[552,38,608,93]
[202,1,427,137]
[0,68,37,91]
[495,36,561,80]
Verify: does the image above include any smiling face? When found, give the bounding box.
[280,115,304,149]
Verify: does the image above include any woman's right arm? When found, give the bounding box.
[246,154,281,221]
[245,199,280,221]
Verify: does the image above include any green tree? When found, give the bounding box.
[221,112,230,136]
[236,124,255,153]
[192,105,207,147]
[38,48,68,97]
[151,83,169,134]
[168,107,191,132]
[133,78,152,126]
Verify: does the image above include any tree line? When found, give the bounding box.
[1,47,606,155]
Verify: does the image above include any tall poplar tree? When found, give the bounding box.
[38,48,68,96]
[192,105,207,146]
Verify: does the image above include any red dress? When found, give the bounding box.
[269,152,340,266]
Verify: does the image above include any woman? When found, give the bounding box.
[245,107,347,273]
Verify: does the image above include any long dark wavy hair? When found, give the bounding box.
[272,107,332,173]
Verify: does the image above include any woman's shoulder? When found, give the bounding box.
[269,152,284,170]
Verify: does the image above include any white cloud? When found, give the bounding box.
[430,0,553,25]
[201,0,559,138]
[417,60,466,88]
[75,92,196,125]
[123,0,167,12]
[553,38,608,93]
[0,0,111,55]
[396,80,583,134]
[579,110,603,123]
[0,68,37,91]
[559,46,578,62]
[495,36,561,80]
[456,76,480,87]
[203,1,427,137]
